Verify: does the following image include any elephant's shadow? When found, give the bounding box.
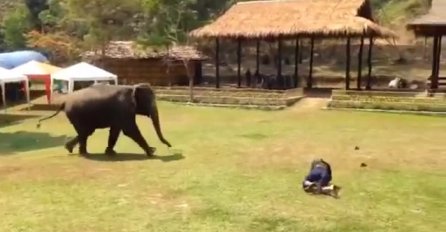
[81,152,185,162]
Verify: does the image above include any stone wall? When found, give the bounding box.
[154,86,304,110]
[328,90,446,112]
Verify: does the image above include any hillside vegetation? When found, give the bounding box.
[0,0,434,64]
[372,0,431,28]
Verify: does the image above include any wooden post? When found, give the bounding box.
[194,61,202,85]
[277,38,283,88]
[357,36,364,90]
[294,38,299,88]
[436,36,442,78]
[366,37,374,90]
[237,38,242,87]
[215,38,220,88]
[256,40,260,74]
[345,37,351,90]
[430,36,438,89]
[308,37,315,89]
[299,40,303,64]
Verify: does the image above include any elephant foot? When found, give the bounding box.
[145,147,156,156]
[79,148,89,156]
[65,143,74,154]
[105,148,117,156]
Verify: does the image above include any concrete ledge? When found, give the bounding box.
[323,106,446,117]
[168,101,289,111]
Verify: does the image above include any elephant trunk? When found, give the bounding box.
[150,101,172,148]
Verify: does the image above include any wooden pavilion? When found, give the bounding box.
[189,0,397,90]
[82,41,207,86]
[407,0,446,90]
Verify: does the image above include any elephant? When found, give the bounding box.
[37,83,172,156]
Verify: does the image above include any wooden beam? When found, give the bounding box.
[215,38,220,88]
[308,38,315,89]
[345,37,351,90]
[366,37,374,90]
[294,38,299,88]
[256,40,260,74]
[357,36,364,90]
[237,38,242,87]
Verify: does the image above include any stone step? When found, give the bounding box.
[331,94,446,104]
[153,86,289,94]
[154,88,287,98]
[157,94,300,106]
[328,100,446,112]
[170,102,288,111]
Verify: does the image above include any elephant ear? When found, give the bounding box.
[132,83,156,114]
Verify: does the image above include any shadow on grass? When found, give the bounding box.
[83,152,185,162]
[0,131,69,154]
[22,104,61,111]
[0,114,40,128]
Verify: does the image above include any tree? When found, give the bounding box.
[24,0,49,31]
[66,0,142,55]
[140,0,201,102]
[3,6,30,50]
[38,0,65,33]
[25,30,81,65]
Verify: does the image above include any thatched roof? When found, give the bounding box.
[82,41,207,61]
[189,0,397,39]
[407,0,446,36]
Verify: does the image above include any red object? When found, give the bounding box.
[27,75,51,104]
[12,61,61,105]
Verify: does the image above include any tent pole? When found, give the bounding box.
[25,80,30,110]
[1,82,6,113]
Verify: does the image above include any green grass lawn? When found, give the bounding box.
[0,101,445,232]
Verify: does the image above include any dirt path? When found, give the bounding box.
[289,97,329,112]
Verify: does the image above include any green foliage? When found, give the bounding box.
[0,0,434,58]
[24,0,49,30]
[374,0,431,26]
[38,0,64,31]
[2,6,30,50]
[139,0,233,47]
[66,0,142,49]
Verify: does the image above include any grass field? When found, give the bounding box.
[0,101,445,232]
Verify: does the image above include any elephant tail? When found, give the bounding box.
[151,102,172,148]
[36,102,65,129]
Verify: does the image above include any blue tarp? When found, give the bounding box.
[0,50,49,69]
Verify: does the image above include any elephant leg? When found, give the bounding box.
[65,136,79,153]
[105,127,121,155]
[122,121,155,156]
[78,129,95,156]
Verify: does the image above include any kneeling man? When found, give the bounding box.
[302,158,340,198]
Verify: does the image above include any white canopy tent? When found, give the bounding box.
[52,62,118,93]
[0,67,30,110]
